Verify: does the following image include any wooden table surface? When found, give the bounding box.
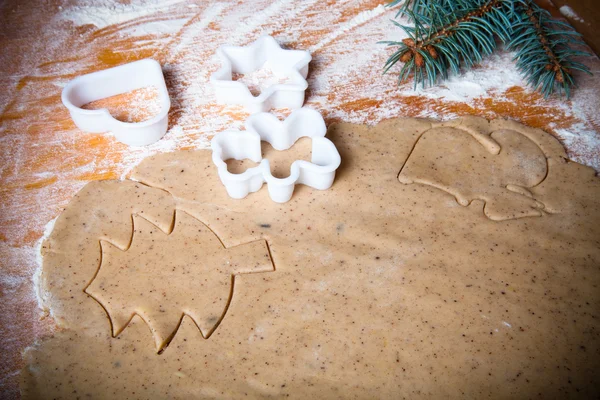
[1,0,598,398]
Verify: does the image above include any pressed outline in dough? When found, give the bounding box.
[84,209,275,353]
[398,122,555,221]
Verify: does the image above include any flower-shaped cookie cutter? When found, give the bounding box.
[61,59,171,146]
[210,35,311,114]
[211,108,341,203]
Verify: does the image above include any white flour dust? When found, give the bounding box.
[1,5,600,394]
[2,1,599,248]
[1,3,599,398]
[559,5,585,24]
[2,0,598,251]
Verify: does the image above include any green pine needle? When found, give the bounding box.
[382,0,592,98]
[508,0,592,98]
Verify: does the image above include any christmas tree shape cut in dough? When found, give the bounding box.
[85,210,274,353]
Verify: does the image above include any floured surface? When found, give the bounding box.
[232,67,292,98]
[22,117,600,398]
[2,0,600,397]
[81,86,161,123]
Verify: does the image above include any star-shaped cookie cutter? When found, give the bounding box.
[61,59,170,146]
[211,108,341,203]
[210,35,311,114]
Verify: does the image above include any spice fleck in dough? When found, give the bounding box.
[22,117,600,398]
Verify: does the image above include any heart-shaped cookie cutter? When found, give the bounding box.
[61,59,170,146]
[211,108,341,203]
[210,35,311,114]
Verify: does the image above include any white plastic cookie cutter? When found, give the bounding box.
[210,35,311,114]
[61,59,170,146]
[211,108,341,203]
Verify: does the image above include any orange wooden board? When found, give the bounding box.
[1,1,599,398]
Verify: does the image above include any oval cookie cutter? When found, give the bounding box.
[61,59,171,147]
[211,108,341,203]
[210,35,311,114]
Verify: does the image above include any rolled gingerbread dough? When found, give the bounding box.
[22,117,600,398]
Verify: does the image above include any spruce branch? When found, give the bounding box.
[381,0,514,88]
[382,0,592,98]
[387,0,454,20]
[508,0,592,98]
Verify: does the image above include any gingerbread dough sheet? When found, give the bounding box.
[23,117,600,399]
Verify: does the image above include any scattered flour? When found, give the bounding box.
[310,4,387,52]
[33,217,58,312]
[129,18,190,37]
[1,2,599,396]
[56,0,189,29]
[232,67,291,97]
[413,53,527,103]
[555,123,600,171]
[559,5,585,23]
